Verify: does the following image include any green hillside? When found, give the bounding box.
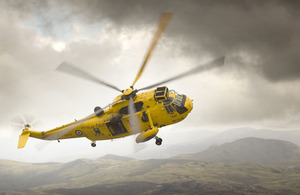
[1,157,300,194]
[1,137,300,194]
[130,128,300,160]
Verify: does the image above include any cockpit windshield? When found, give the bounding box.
[163,90,188,114]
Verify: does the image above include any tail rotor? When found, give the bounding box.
[11,114,42,131]
[11,114,43,149]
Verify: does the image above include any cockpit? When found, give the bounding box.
[163,90,188,114]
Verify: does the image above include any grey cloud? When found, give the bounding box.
[52,0,300,82]
[1,0,300,126]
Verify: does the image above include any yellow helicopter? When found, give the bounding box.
[17,13,224,149]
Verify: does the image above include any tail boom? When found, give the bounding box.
[18,131,30,149]
[17,129,45,149]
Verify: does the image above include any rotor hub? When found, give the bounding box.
[122,87,137,100]
[123,87,133,96]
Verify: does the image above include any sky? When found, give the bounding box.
[1,0,300,163]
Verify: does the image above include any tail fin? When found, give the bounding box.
[18,131,30,149]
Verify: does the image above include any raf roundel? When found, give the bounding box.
[75,130,83,136]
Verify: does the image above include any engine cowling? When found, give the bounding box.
[136,127,159,143]
[94,106,104,116]
[154,86,169,102]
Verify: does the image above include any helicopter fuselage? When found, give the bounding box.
[17,12,223,149]
[24,87,193,146]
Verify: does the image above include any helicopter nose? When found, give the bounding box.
[185,96,193,113]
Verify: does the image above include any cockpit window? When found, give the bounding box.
[163,97,174,106]
[169,90,176,94]
[163,90,188,115]
[173,99,181,107]
[175,95,183,101]
[173,103,188,114]
[165,105,175,114]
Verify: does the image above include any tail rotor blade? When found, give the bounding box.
[11,114,43,131]
[11,124,24,132]
[11,115,26,131]
[11,115,26,126]
[23,114,40,126]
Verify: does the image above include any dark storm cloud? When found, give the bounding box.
[3,0,300,81]
[50,0,300,82]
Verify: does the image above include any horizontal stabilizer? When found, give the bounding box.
[18,132,30,149]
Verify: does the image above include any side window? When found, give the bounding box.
[165,105,175,114]
[169,90,175,94]
[163,91,188,115]
[163,97,174,106]
[173,98,181,107]
[173,104,188,114]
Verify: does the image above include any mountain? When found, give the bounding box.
[99,154,134,161]
[206,128,300,145]
[130,128,300,159]
[1,154,300,194]
[46,180,284,195]
[1,131,300,194]
[178,137,300,164]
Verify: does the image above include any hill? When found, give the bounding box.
[99,154,134,161]
[1,156,300,194]
[206,128,300,145]
[130,128,300,159]
[178,137,300,164]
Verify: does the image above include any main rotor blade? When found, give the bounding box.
[128,97,142,134]
[128,97,147,153]
[138,56,225,91]
[45,101,119,140]
[57,62,122,92]
[132,13,173,87]
[45,113,95,140]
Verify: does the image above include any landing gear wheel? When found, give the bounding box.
[91,142,96,147]
[155,136,162,146]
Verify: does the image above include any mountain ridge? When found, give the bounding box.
[1,135,300,194]
[1,157,299,194]
[177,137,300,164]
[130,127,300,159]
